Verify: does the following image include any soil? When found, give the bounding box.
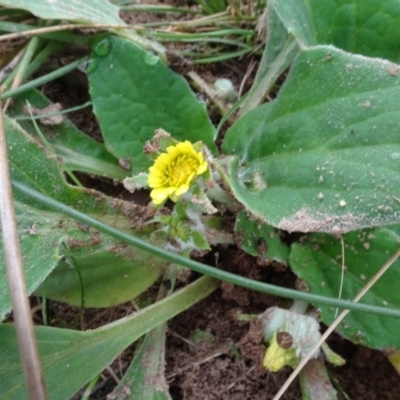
[6,5,400,400]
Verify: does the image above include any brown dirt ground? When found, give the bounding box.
[7,5,400,400]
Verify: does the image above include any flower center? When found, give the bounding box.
[166,154,199,187]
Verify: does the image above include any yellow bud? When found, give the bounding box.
[263,333,297,372]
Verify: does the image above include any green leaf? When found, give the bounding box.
[36,248,163,308]
[0,117,164,318]
[299,358,338,400]
[242,0,400,113]
[271,0,400,63]
[0,0,122,24]
[9,90,128,180]
[235,211,289,265]
[88,36,217,174]
[0,201,62,321]
[0,276,218,400]
[290,226,400,350]
[110,265,174,399]
[239,6,299,114]
[110,324,171,400]
[223,45,400,233]
[0,0,164,55]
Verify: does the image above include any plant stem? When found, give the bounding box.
[12,180,400,319]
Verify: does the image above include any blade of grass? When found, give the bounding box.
[120,4,199,14]
[1,56,89,100]
[3,36,40,112]
[170,38,251,47]
[149,28,254,40]
[191,48,252,63]
[1,41,62,90]
[216,93,247,135]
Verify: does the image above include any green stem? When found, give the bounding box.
[80,375,100,400]
[216,93,247,136]
[12,181,400,319]
[290,300,308,314]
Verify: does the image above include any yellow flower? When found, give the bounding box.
[148,141,208,205]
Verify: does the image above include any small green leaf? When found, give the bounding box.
[290,225,400,349]
[88,36,217,174]
[0,276,218,400]
[235,211,289,265]
[224,46,400,233]
[189,329,216,344]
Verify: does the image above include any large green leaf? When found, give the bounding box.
[0,0,163,54]
[242,0,400,113]
[88,36,217,174]
[224,45,400,233]
[0,117,164,319]
[0,276,218,400]
[290,226,400,350]
[271,0,400,62]
[0,0,122,24]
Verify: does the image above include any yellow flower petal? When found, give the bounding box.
[147,140,208,205]
[150,187,175,205]
[174,183,191,197]
[263,333,297,372]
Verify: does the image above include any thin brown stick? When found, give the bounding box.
[238,58,256,98]
[273,247,400,400]
[0,23,144,43]
[0,97,47,399]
